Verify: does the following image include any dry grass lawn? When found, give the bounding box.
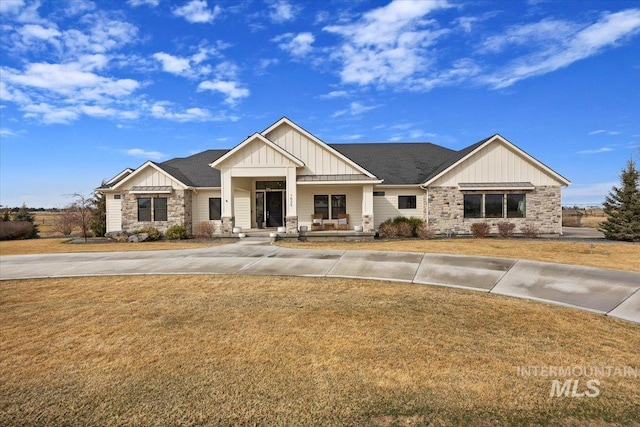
[1,275,638,426]
[0,238,221,256]
[279,239,640,273]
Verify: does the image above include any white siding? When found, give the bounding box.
[192,190,222,226]
[432,141,562,186]
[106,195,122,232]
[234,188,251,229]
[265,123,362,176]
[373,188,425,228]
[225,140,298,167]
[125,167,185,188]
[297,185,363,229]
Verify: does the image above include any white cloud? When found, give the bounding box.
[0,0,25,15]
[0,128,22,138]
[562,181,616,205]
[125,148,166,161]
[324,0,451,87]
[576,147,613,155]
[64,0,96,16]
[318,90,349,99]
[18,24,61,40]
[589,129,606,135]
[173,0,220,24]
[483,9,640,88]
[332,101,378,117]
[128,0,159,6]
[22,102,79,124]
[149,101,237,122]
[197,80,249,105]
[273,32,315,57]
[269,0,297,23]
[153,52,191,75]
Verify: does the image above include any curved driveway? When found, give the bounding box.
[1,239,638,324]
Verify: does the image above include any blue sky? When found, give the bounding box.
[1,0,639,208]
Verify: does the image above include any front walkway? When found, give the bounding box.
[1,240,638,324]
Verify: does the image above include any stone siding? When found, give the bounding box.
[426,186,562,235]
[285,216,298,234]
[121,189,193,234]
[362,214,374,232]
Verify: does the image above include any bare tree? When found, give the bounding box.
[65,193,94,243]
[52,206,77,235]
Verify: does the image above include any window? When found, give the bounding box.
[464,193,527,219]
[373,191,385,197]
[463,194,482,218]
[314,195,329,219]
[331,195,346,218]
[114,194,121,200]
[154,197,167,221]
[485,194,503,218]
[209,198,221,221]
[138,198,151,221]
[398,195,417,209]
[507,194,526,218]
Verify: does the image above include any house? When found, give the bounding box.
[99,117,570,237]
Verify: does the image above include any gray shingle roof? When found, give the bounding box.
[108,137,496,188]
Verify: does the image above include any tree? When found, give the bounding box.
[1,209,10,222]
[599,158,640,242]
[90,189,107,237]
[66,193,94,243]
[12,204,39,238]
[52,206,77,235]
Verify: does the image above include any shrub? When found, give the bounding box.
[416,223,436,239]
[520,224,540,238]
[378,221,398,239]
[193,221,216,238]
[497,221,516,238]
[470,222,490,238]
[166,225,188,240]
[396,221,414,238]
[136,226,162,241]
[0,221,37,240]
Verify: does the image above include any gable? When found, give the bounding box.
[263,119,375,177]
[428,137,570,187]
[211,133,303,169]
[111,162,189,190]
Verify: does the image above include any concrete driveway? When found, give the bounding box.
[1,239,638,324]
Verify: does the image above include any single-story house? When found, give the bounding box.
[99,117,570,236]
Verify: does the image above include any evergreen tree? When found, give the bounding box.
[90,190,107,237]
[599,158,640,242]
[12,203,39,238]
[1,209,10,222]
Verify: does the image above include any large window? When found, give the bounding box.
[138,197,168,222]
[464,194,526,219]
[154,197,167,221]
[138,198,151,221]
[314,194,347,219]
[314,195,329,219]
[463,194,482,218]
[331,195,346,218]
[507,194,526,218]
[209,197,221,221]
[398,195,417,209]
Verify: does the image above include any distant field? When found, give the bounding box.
[1,275,638,426]
[562,207,606,228]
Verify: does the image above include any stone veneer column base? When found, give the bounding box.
[285,216,298,234]
[362,214,374,232]
[221,217,234,233]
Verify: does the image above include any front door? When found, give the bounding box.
[266,191,284,227]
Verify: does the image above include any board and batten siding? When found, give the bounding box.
[124,167,185,188]
[192,190,221,226]
[265,123,362,176]
[431,141,562,187]
[234,188,251,229]
[106,194,122,232]
[224,140,299,167]
[373,188,425,228]
[297,185,363,229]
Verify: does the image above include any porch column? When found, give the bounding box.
[362,184,374,232]
[220,168,234,233]
[285,167,298,234]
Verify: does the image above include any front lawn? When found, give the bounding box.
[1,275,638,426]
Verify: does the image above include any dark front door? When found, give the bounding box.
[266,191,283,227]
